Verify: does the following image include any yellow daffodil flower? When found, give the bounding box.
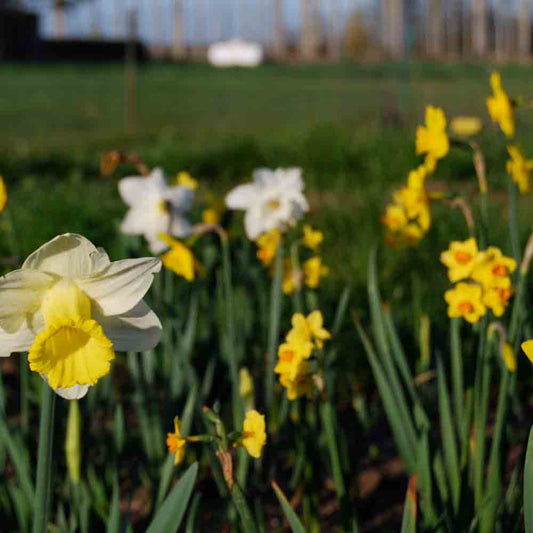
[303,256,329,289]
[175,171,198,190]
[239,368,254,400]
[159,233,200,281]
[506,145,533,193]
[440,238,480,282]
[0,176,6,212]
[0,234,162,399]
[471,247,516,289]
[281,259,302,295]
[444,282,486,323]
[382,204,408,233]
[450,116,482,138]
[202,207,221,225]
[256,229,281,267]
[302,225,324,251]
[522,339,533,365]
[305,310,331,349]
[486,72,514,138]
[415,106,450,162]
[483,286,513,317]
[167,416,187,465]
[279,368,314,401]
[502,342,516,372]
[241,410,267,458]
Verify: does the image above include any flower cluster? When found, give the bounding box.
[382,164,432,247]
[274,311,330,400]
[441,238,516,323]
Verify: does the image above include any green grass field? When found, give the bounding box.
[1,62,533,311]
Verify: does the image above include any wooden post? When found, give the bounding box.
[125,9,137,136]
[300,0,320,61]
[519,0,532,61]
[273,0,286,60]
[172,0,185,60]
[472,0,487,58]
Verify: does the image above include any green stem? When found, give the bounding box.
[508,179,521,264]
[231,482,259,533]
[266,239,283,413]
[450,319,464,429]
[32,383,56,533]
[20,353,29,435]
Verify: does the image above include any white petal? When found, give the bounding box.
[22,234,99,278]
[252,168,274,187]
[43,378,90,400]
[244,205,266,240]
[278,167,304,191]
[148,168,167,190]
[146,236,168,255]
[0,312,44,356]
[120,207,150,235]
[96,300,162,352]
[0,270,56,332]
[91,248,111,271]
[169,215,192,239]
[164,186,194,212]
[118,177,150,207]
[225,183,258,210]
[78,257,161,316]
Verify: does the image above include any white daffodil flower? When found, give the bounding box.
[119,167,193,254]
[0,233,162,400]
[225,167,308,240]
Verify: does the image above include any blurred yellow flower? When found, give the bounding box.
[502,343,516,373]
[416,106,450,161]
[242,410,266,458]
[483,286,513,317]
[302,225,323,251]
[471,247,516,289]
[444,282,486,323]
[522,339,533,365]
[281,259,302,295]
[487,72,515,138]
[239,368,254,399]
[0,176,6,212]
[167,416,187,465]
[303,256,329,289]
[506,145,533,193]
[159,233,199,281]
[440,238,480,282]
[306,310,331,349]
[175,171,199,190]
[450,116,482,137]
[279,369,314,401]
[202,207,221,225]
[256,229,281,267]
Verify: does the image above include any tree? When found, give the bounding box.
[472,0,487,57]
[519,0,532,61]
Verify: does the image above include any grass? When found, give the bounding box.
[1,62,533,313]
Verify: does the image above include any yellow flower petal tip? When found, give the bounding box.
[502,343,516,373]
[303,256,329,289]
[0,176,7,212]
[256,229,281,267]
[486,71,515,138]
[522,340,533,365]
[415,106,450,161]
[242,410,267,459]
[450,116,482,137]
[174,171,198,190]
[302,224,323,251]
[159,233,199,281]
[167,416,187,465]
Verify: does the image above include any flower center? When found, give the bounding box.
[458,301,474,314]
[166,433,185,453]
[157,200,170,215]
[454,251,472,265]
[492,264,507,277]
[267,199,281,212]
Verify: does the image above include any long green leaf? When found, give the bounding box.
[272,481,306,533]
[146,462,198,533]
[400,476,417,533]
[525,426,533,533]
[106,477,120,533]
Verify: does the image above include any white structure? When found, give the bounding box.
[207,39,264,67]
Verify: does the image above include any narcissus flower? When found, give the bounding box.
[502,342,516,373]
[119,167,193,254]
[450,116,482,138]
[522,339,533,365]
[486,72,515,138]
[0,176,7,212]
[158,233,200,282]
[444,282,486,323]
[471,247,516,289]
[506,145,533,193]
[306,310,331,349]
[281,259,302,295]
[225,168,308,240]
[174,171,198,191]
[302,225,323,251]
[483,286,513,317]
[167,416,187,465]
[440,238,480,282]
[256,229,281,267]
[0,234,162,399]
[239,368,254,400]
[415,106,450,162]
[241,410,266,458]
[303,256,329,289]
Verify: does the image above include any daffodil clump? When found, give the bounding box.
[441,238,516,323]
[274,311,330,400]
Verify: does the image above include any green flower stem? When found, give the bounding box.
[450,319,464,429]
[20,354,29,435]
[230,481,259,533]
[266,239,283,415]
[32,383,56,533]
[508,179,521,264]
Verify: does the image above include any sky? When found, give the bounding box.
[27,0,370,46]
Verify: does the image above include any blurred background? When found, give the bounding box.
[0,0,532,295]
